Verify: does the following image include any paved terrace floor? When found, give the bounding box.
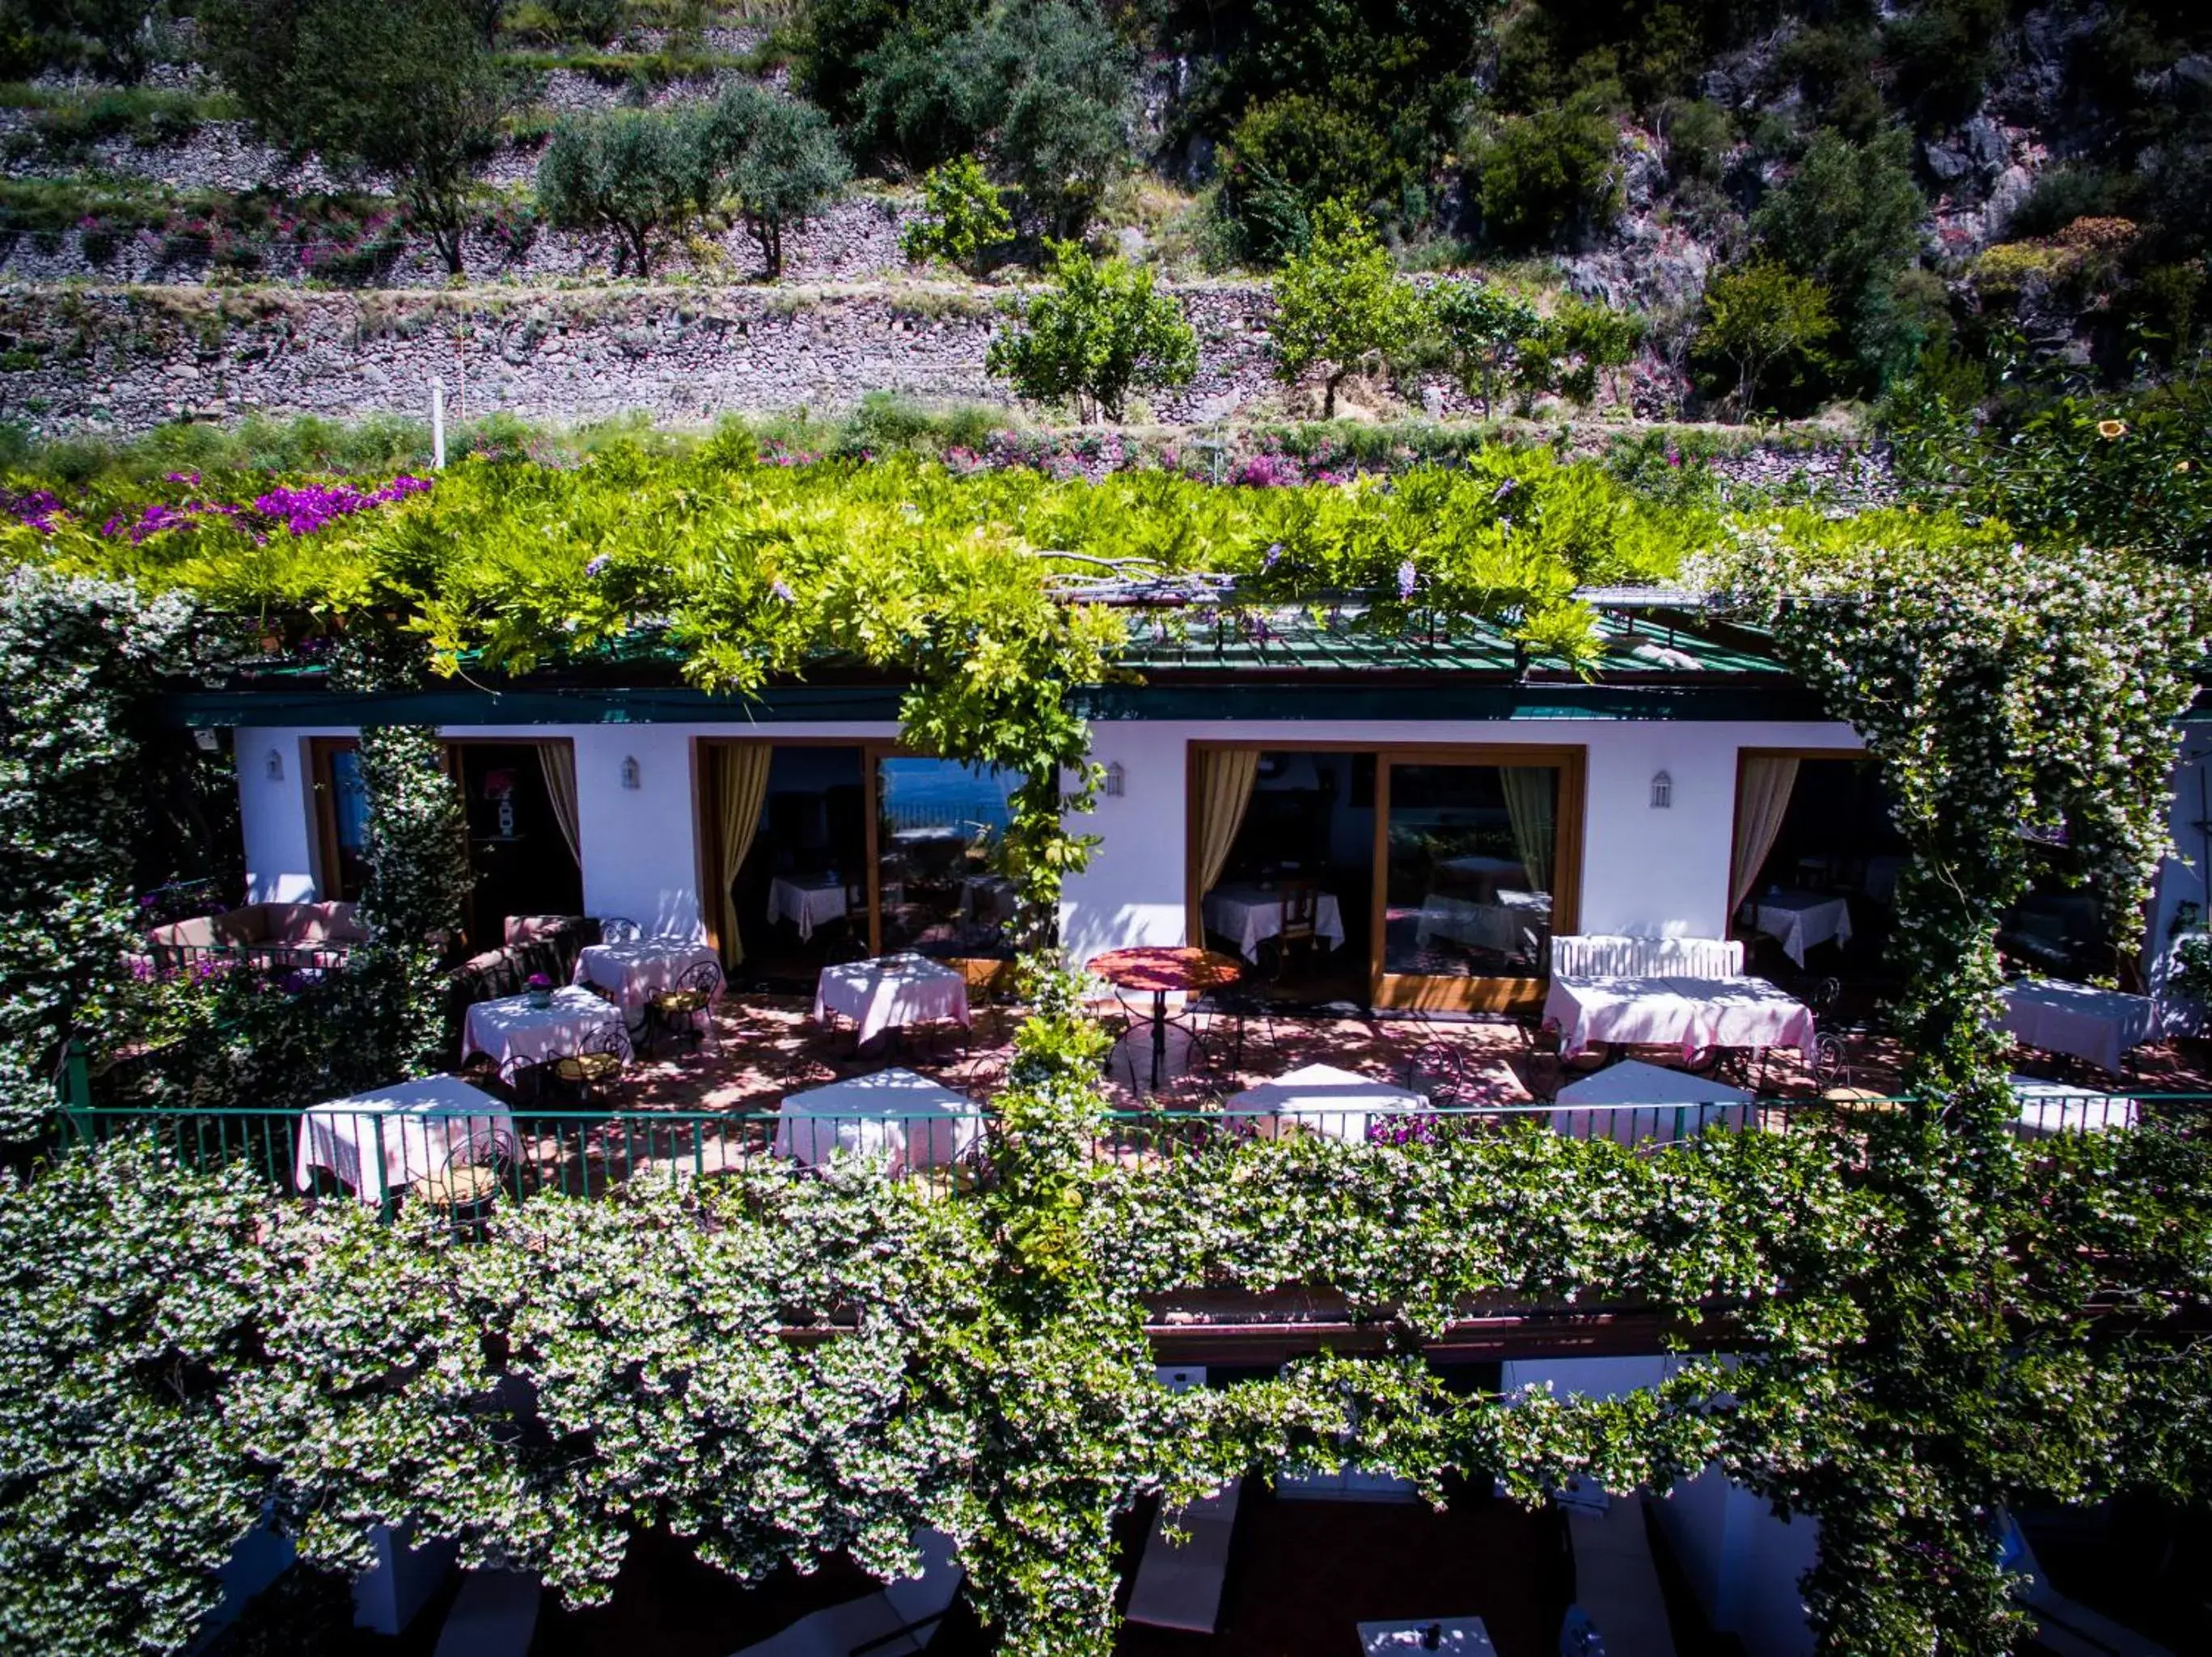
[428,982,2212,1203]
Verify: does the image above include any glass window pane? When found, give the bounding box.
[878,758,1021,957]
[1384,763,1557,979]
[328,748,369,899]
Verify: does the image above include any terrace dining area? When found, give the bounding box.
[81,916,2212,1222]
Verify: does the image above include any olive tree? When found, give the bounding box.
[535,107,713,278]
[707,86,851,281]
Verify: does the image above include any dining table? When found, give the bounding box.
[768,874,850,942]
[462,985,632,1083]
[1223,1063,1423,1141]
[1358,1618,1498,1655]
[1999,977,2158,1076]
[294,1075,514,1207]
[1200,881,1347,962]
[2007,1074,2141,1138]
[1415,889,1553,957]
[572,936,723,1021]
[773,1067,984,1173]
[813,953,971,1047]
[1550,1058,1755,1147]
[1088,945,1245,1093]
[1543,973,1815,1062]
[1751,888,1854,967]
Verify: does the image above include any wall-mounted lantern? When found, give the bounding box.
[1103,759,1125,798]
[266,748,284,783]
[1650,770,1672,809]
[620,755,641,790]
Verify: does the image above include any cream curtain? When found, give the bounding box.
[1730,756,1800,913]
[537,742,582,867]
[714,742,774,966]
[1194,748,1261,894]
[1499,767,1559,894]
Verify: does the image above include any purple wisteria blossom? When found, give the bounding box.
[1397,560,1419,599]
[251,473,431,536]
[770,579,797,602]
[1492,478,1518,504]
[584,554,611,578]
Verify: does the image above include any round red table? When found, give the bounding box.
[1088,945,1245,1093]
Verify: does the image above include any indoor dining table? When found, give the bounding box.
[1200,881,1347,962]
[1751,888,1854,968]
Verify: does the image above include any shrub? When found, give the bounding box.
[1660,97,1733,187]
[1425,280,1543,417]
[1470,91,1622,252]
[1220,92,1408,267]
[2005,167,2125,241]
[900,154,1013,277]
[985,242,1197,421]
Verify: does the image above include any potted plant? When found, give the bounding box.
[526,972,554,1010]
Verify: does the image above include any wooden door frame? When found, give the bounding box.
[307,736,361,902]
[1185,739,1588,1012]
[438,736,578,949]
[1723,746,1864,938]
[694,735,901,962]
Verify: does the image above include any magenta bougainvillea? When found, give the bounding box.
[7,475,431,543]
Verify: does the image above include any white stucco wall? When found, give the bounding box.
[1060,718,1863,966]
[233,721,900,939]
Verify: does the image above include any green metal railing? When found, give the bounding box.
[53,1086,2205,1220]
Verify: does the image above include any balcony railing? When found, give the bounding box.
[50,1088,2202,1218]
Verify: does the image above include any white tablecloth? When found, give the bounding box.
[1551,1058,1754,1145]
[774,1067,984,1172]
[1224,1063,1424,1140]
[2008,1075,2141,1138]
[573,938,722,1017]
[1415,889,1552,956]
[1434,854,1530,902]
[463,985,632,1081]
[768,876,849,941]
[814,953,971,1046]
[294,1076,514,1207]
[1359,1619,1497,1656]
[1544,974,1815,1060]
[1753,890,1853,967]
[2000,979,2157,1075]
[1200,881,1347,962]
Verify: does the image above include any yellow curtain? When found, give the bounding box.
[1730,756,1800,913]
[1499,767,1558,894]
[1194,748,1261,894]
[536,741,582,867]
[715,742,773,966]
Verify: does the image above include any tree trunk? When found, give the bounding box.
[1324,369,1343,420]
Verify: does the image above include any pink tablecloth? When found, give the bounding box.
[294,1076,513,1207]
[463,985,632,1081]
[813,953,971,1046]
[1544,974,1814,1059]
[573,938,721,1018]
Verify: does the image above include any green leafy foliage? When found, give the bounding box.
[1694,262,1835,416]
[535,105,712,277]
[985,243,1197,422]
[1425,279,1544,417]
[1469,89,1624,252]
[1216,92,1410,267]
[1268,199,1423,418]
[197,0,517,276]
[899,153,1013,277]
[0,569,192,1140]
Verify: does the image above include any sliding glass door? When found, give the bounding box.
[1186,742,1584,1012]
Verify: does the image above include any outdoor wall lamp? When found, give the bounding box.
[1650,770,1672,809]
[620,755,641,790]
[265,748,284,782]
[1103,759,1125,797]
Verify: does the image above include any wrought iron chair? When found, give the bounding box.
[646,959,721,1059]
[551,1025,628,1107]
[417,1122,518,1232]
[596,915,641,943]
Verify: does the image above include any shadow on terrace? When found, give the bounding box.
[68,949,2212,1222]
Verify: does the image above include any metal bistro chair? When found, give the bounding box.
[646,959,721,1060]
[596,915,641,943]
[417,1121,518,1232]
[552,1024,628,1107]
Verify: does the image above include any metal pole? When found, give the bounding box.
[430,376,446,471]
